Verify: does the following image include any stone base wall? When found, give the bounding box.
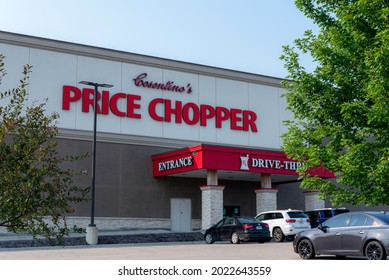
[255,189,278,214]
[67,217,203,231]
[0,217,202,234]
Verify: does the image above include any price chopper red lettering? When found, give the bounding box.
[62,85,258,132]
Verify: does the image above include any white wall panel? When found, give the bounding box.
[215,78,250,146]
[248,83,280,149]
[161,70,199,141]
[1,41,290,150]
[278,89,294,148]
[198,75,217,143]
[121,64,163,137]
[0,44,30,108]
[77,56,122,133]
[29,49,77,129]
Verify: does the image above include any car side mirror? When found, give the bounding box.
[318,224,328,232]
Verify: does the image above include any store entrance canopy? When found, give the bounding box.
[152,145,334,182]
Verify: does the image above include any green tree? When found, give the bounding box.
[280,0,389,206]
[0,54,88,243]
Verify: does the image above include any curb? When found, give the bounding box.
[0,232,205,248]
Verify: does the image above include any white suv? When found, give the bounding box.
[255,210,311,242]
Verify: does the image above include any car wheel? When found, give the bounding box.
[231,232,240,244]
[273,228,285,242]
[297,239,315,259]
[365,241,387,260]
[205,233,214,244]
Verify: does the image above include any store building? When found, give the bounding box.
[0,31,364,232]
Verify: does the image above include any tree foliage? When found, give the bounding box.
[0,53,88,243]
[281,0,389,206]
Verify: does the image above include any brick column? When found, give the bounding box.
[200,185,225,230]
[255,173,278,214]
[304,191,325,211]
[255,188,278,214]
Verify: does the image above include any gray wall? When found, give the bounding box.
[59,138,264,219]
[59,139,208,219]
[58,138,388,221]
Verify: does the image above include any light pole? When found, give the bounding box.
[79,81,113,245]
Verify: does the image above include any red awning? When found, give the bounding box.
[152,144,334,179]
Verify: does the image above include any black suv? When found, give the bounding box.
[304,208,350,228]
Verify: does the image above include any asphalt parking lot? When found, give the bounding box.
[2,240,384,280]
[0,240,300,260]
[0,240,376,260]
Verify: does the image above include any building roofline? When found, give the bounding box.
[0,30,284,88]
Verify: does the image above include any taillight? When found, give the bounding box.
[243,224,254,229]
[285,219,296,223]
[263,223,269,228]
[306,218,311,223]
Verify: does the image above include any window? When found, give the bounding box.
[223,206,240,217]
[322,210,333,218]
[224,218,236,226]
[365,217,376,226]
[238,217,256,223]
[264,213,275,220]
[275,213,284,219]
[348,215,366,227]
[324,214,349,228]
[216,219,225,228]
[288,212,307,218]
[256,214,266,221]
[306,211,319,219]
[373,213,389,224]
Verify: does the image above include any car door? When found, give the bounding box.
[341,214,371,254]
[211,219,226,241]
[315,214,349,254]
[220,217,236,240]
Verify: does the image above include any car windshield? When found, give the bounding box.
[288,212,307,218]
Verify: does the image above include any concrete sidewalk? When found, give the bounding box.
[0,228,204,248]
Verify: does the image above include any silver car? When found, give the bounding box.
[293,211,389,260]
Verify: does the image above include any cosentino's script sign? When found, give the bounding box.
[133,73,193,94]
[62,73,258,132]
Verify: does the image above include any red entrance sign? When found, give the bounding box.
[152,144,334,178]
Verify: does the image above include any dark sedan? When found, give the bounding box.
[204,216,271,244]
[293,211,389,260]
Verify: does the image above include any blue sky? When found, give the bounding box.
[0,0,317,78]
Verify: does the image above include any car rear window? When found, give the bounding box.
[287,212,307,218]
[371,213,389,224]
[238,217,257,223]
